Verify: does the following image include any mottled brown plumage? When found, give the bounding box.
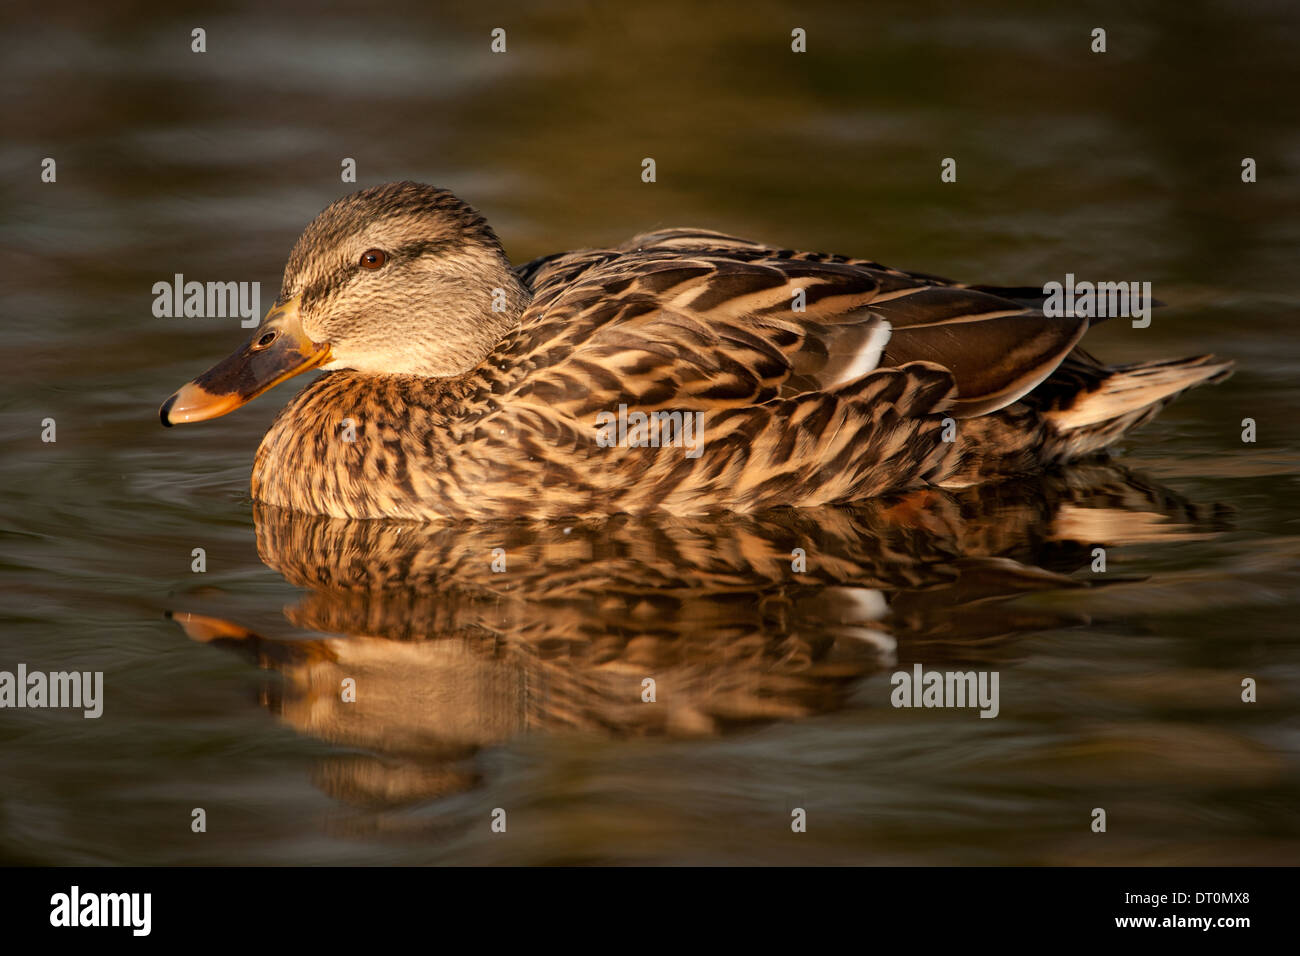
[167,181,1233,520]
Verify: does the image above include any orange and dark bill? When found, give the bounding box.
[159,295,330,426]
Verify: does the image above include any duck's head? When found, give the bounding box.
[160,181,528,426]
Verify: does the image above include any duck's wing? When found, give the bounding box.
[505,231,1086,419]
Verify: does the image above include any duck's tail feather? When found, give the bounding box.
[1044,353,1233,456]
[965,285,1166,316]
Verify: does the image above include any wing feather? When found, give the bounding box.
[504,231,1083,421]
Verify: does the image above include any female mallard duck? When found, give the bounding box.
[160,181,1231,521]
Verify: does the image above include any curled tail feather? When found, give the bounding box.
[1045,354,1233,457]
[939,352,1233,487]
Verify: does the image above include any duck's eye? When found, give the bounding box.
[252,330,279,350]
[359,249,387,270]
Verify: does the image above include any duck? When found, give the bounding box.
[160,181,1232,521]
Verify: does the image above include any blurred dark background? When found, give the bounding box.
[0,1,1296,864]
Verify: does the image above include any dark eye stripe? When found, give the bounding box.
[392,239,457,260]
[313,239,461,294]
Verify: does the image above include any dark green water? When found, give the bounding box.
[1,1,1297,864]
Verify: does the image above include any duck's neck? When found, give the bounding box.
[455,268,531,369]
[427,257,531,376]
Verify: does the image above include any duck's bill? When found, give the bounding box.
[159,295,330,426]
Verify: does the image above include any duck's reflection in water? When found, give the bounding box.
[171,462,1228,807]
